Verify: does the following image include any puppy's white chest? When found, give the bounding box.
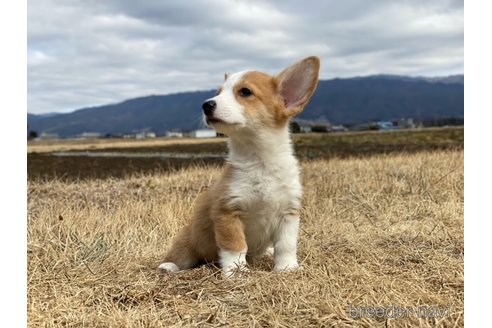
[229,163,301,213]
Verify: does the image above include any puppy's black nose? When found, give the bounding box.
[202,100,216,116]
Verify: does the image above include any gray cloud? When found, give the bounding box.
[28,0,463,114]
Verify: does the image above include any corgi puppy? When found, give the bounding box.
[158,56,320,277]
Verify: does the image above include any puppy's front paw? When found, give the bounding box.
[223,264,250,278]
[274,260,299,272]
[219,249,248,278]
[158,262,180,273]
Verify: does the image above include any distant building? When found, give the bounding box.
[190,129,217,138]
[166,131,184,138]
[396,118,416,129]
[135,131,156,139]
[39,132,59,140]
[78,132,102,139]
[299,125,312,133]
[375,121,395,130]
[330,125,348,132]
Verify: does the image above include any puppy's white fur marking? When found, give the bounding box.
[264,246,275,257]
[159,56,320,277]
[273,215,300,272]
[204,71,249,126]
[158,262,180,273]
[219,248,248,277]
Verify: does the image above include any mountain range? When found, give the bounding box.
[27,75,464,137]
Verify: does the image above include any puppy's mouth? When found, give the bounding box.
[206,117,226,125]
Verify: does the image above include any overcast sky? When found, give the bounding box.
[27,0,464,114]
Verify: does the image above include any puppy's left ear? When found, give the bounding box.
[275,56,320,116]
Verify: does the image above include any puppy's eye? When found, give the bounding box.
[238,88,253,97]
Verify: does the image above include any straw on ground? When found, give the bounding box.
[28,150,463,327]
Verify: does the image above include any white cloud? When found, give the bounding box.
[27,0,463,114]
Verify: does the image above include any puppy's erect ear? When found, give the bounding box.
[224,73,229,81]
[275,56,320,116]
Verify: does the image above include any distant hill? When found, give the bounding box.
[28,91,215,137]
[305,76,463,125]
[27,75,464,137]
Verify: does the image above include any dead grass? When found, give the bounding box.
[27,150,463,327]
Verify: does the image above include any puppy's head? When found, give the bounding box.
[202,56,320,135]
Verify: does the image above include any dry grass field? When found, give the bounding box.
[27,131,463,327]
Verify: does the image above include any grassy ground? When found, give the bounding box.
[27,135,464,326]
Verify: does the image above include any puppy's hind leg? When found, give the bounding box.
[158,225,199,273]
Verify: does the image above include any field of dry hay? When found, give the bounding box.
[28,150,463,327]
